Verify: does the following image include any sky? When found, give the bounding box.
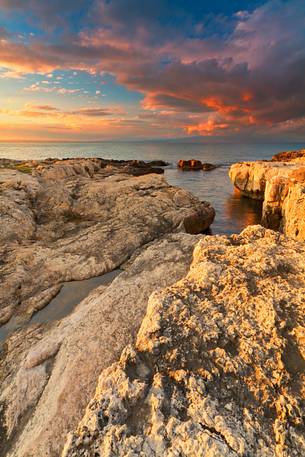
[0,0,305,142]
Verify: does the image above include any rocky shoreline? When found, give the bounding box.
[0,154,304,457]
[0,157,214,457]
[63,226,305,457]
[0,158,214,328]
[229,150,305,240]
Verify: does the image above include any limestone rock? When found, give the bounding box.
[63,226,305,457]
[229,160,305,240]
[0,158,214,325]
[0,233,202,457]
[271,149,305,162]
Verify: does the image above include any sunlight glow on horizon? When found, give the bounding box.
[0,0,305,142]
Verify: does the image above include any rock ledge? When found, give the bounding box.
[63,226,305,457]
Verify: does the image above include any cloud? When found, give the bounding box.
[24,83,82,95]
[24,104,59,111]
[1,0,305,139]
[0,0,92,28]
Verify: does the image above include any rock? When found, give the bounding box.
[229,160,305,240]
[177,160,219,171]
[63,226,305,457]
[178,159,203,170]
[0,158,215,326]
[271,149,305,162]
[147,160,169,167]
[0,233,202,457]
[201,162,219,171]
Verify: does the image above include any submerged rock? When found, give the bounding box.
[0,158,214,326]
[147,160,169,167]
[201,162,219,171]
[229,158,305,240]
[63,226,305,457]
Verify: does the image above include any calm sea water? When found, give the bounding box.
[1,141,304,235]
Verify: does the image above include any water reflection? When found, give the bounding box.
[165,166,262,235]
[0,269,122,344]
[224,188,262,231]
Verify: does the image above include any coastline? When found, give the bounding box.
[229,150,305,240]
[0,152,304,456]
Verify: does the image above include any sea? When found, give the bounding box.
[1,141,304,235]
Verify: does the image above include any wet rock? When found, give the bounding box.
[178,159,203,170]
[202,162,219,171]
[177,160,219,171]
[147,160,169,167]
[63,226,305,457]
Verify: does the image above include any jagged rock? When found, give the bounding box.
[63,226,305,457]
[177,160,219,171]
[271,149,305,162]
[178,160,203,170]
[229,160,305,240]
[0,233,201,457]
[0,158,167,179]
[0,158,214,325]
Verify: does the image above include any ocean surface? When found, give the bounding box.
[1,141,304,235]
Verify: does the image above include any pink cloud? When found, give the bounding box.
[1,0,305,139]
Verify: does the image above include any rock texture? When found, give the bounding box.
[271,149,305,162]
[0,158,214,326]
[0,233,202,457]
[63,226,305,457]
[229,156,305,240]
[177,160,219,171]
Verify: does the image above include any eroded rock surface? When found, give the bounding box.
[63,226,305,457]
[0,233,202,457]
[0,158,214,326]
[229,156,305,240]
[271,149,305,162]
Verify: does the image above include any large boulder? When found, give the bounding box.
[63,226,305,457]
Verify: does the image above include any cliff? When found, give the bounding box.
[229,153,305,240]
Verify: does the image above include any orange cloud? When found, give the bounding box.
[186,117,230,136]
[1,0,305,141]
[202,97,243,116]
[242,91,253,102]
